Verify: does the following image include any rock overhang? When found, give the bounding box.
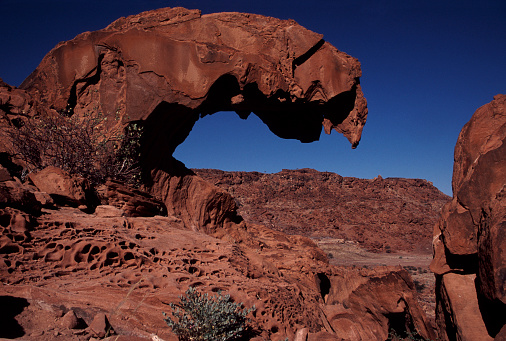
[18,6,367,149]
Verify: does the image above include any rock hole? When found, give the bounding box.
[124,252,135,261]
[90,246,100,255]
[81,244,91,254]
[386,311,411,339]
[176,277,189,283]
[0,243,20,254]
[188,266,199,275]
[107,251,119,259]
[316,273,331,301]
[0,214,11,227]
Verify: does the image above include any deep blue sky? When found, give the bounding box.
[1,1,505,195]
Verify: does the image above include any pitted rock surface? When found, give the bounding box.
[0,205,435,340]
[0,7,442,340]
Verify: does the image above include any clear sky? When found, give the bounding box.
[1,0,505,196]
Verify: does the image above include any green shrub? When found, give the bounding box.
[163,287,255,341]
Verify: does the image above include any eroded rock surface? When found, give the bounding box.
[431,94,506,340]
[0,7,442,341]
[0,197,435,340]
[195,168,450,253]
[1,7,367,232]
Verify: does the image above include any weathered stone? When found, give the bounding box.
[28,166,94,207]
[89,312,112,338]
[436,273,493,341]
[0,166,12,182]
[94,205,125,218]
[12,7,368,232]
[97,180,166,217]
[195,168,449,252]
[432,94,506,340]
[0,180,41,214]
[60,309,79,329]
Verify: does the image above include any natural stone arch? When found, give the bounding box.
[16,7,368,231]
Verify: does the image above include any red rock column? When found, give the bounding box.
[430,94,506,341]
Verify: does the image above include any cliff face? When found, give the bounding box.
[431,94,506,340]
[195,168,450,253]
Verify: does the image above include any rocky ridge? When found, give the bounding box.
[195,168,450,253]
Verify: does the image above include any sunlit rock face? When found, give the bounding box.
[12,7,368,231]
[0,8,448,341]
[431,94,506,340]
[20,7,367,147]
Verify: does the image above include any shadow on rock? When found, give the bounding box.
[0,295,29,338]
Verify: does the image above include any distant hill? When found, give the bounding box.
[195,168,451,253]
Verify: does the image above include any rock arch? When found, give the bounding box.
[14,7,368,231]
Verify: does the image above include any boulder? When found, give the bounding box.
[431,94,506,340]
[88,312,113,338]
[0,165,12,182]
[0,179,41,214]
[97,180,166,217]
[28,166,95,208]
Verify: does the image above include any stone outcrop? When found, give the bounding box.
[2,6,367,232]
[0,7,442,340]
[0,171,435,340]
[431,94,506,340]
[195,168,450,253]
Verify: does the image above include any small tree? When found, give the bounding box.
[163,287,255,341]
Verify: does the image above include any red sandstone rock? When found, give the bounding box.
[5,7,368,231]
[195,168,450,253]
[20,7,367,147]
[88,312,113,338]
[0,165,11,182]
[0,7,442,341]
[28,166,93,207]
[0,179,41,214]
[431,95,506,340]
[0,201,435,340]
[96,180,167,217]
[60,310,80,329]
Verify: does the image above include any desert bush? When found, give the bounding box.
[387,327,429,340]
[163,287,255,341]
[5,111,143,185]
